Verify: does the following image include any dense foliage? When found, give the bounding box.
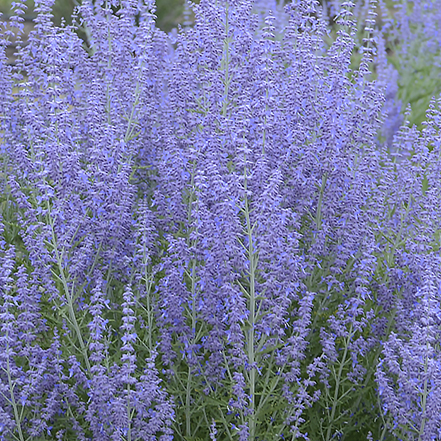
[1,0,441,440]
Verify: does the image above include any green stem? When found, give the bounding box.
[46,201,91,374]
[316,173,328,232]
[221,2,231,118]
[184,160,198,439]
[126,382,132,441]
[242,158,257,439]
[106,0,112,126]
[417,340,430,440]
[123,59,144,145]
[143,259,154,352]
[325,323,354,441]
[5,338,25,441]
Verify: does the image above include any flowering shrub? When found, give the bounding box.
[1,0,441,440]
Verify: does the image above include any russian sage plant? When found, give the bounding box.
[1,0,441,440]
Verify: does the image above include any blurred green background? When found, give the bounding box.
[0,0,190,33]
[0,0,394,32]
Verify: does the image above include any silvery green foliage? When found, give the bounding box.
[1,0,441,440]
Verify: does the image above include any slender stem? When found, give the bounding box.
[46,201,91,374]
[325,320,354,441]
[123,59,144,144]
[316,173,328,232]
[126,382,132,441]
[418,338,430,440]
[5,339,25,441]
[143,257,154,351]
[106,0,112,126]
[184,159,198,439]
[242,159,257,439]
[221,2,231,118]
